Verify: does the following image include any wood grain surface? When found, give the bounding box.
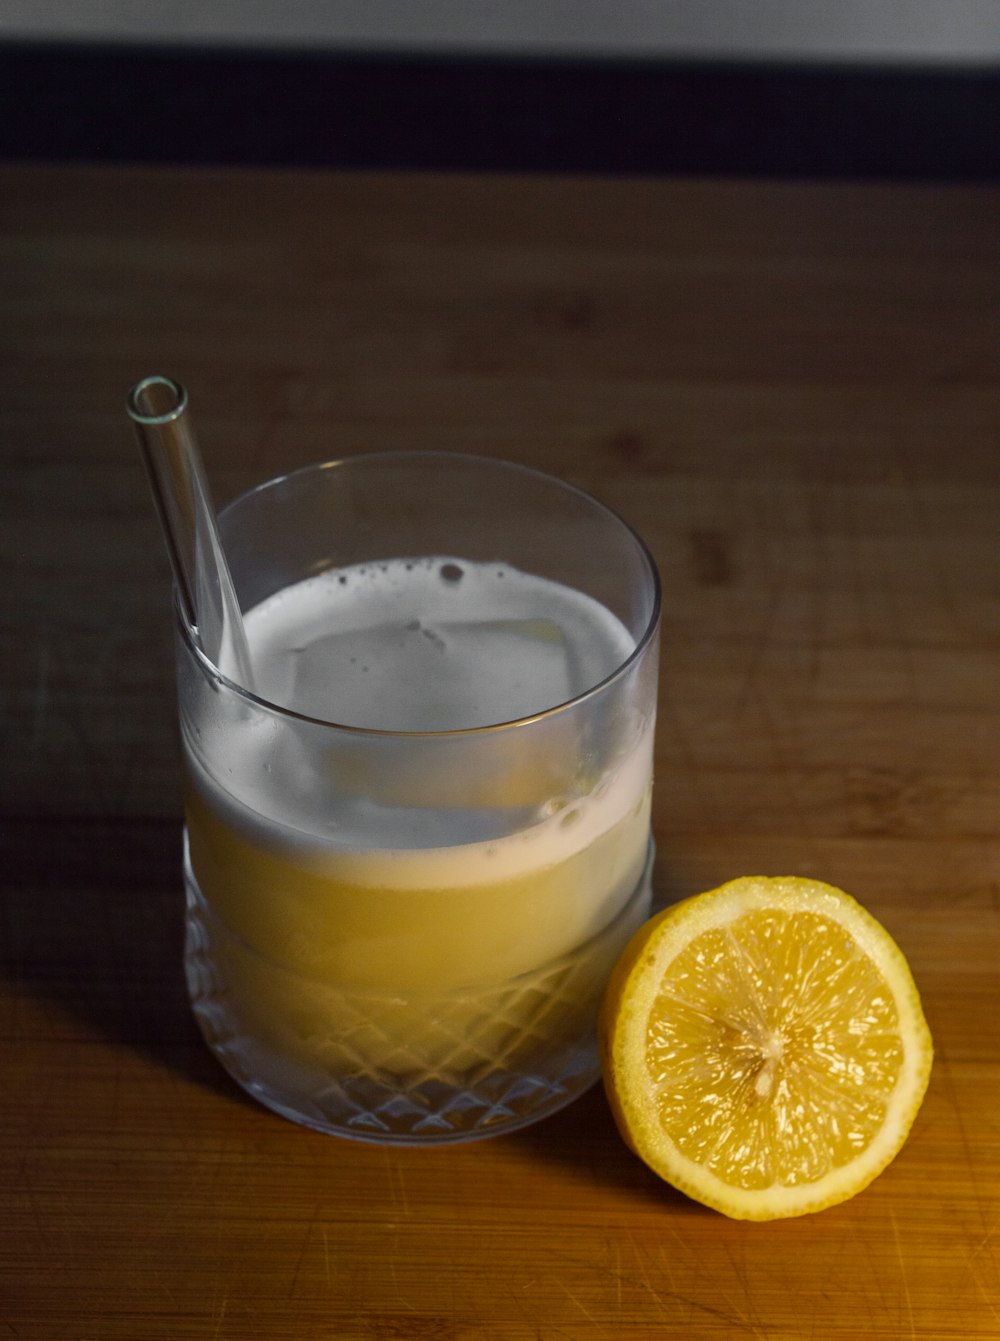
[2,163,1000,1338]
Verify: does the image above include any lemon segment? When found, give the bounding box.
[599,876,933,1220]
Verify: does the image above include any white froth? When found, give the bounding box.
[238,558,634,730]
[192,558,652,887]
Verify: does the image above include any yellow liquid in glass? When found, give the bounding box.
[185,764,652,1080]
[182,558,655,1139]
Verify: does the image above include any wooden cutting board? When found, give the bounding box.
[2,163,999,1338]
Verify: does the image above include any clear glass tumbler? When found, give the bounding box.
[178,452,660,1143]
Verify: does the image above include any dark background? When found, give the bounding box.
[2,40,999,180]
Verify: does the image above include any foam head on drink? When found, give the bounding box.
[183,557,654,1132]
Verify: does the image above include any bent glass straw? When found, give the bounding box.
[127,375,255,691]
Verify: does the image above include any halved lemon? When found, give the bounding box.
[599,876,933,1220]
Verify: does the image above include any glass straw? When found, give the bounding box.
[127,375,255,690]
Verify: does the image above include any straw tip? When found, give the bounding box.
[127,375,188,424]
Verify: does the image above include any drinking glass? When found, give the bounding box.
[178,452,660,1142]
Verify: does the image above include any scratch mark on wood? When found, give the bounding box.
[383,1149,411,1218]
[716,1239,770,1341]
[625,1227,669,1311]
[212,1289,229,1340]
[612,1231,758,1332]
[964,1203,1000,1326]
[936,1042,992,1238]
[241,1301,264,1339]
[969,1217,1000,1265]
[288,1221,313,1299]
[387,1257,418,1313]
[556,1278,598,1325]
[890,1209,916,1341]
[971,1263,1000,1326]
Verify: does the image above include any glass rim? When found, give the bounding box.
[177,450,661,738]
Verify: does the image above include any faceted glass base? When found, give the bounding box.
[185,840,653,1144]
